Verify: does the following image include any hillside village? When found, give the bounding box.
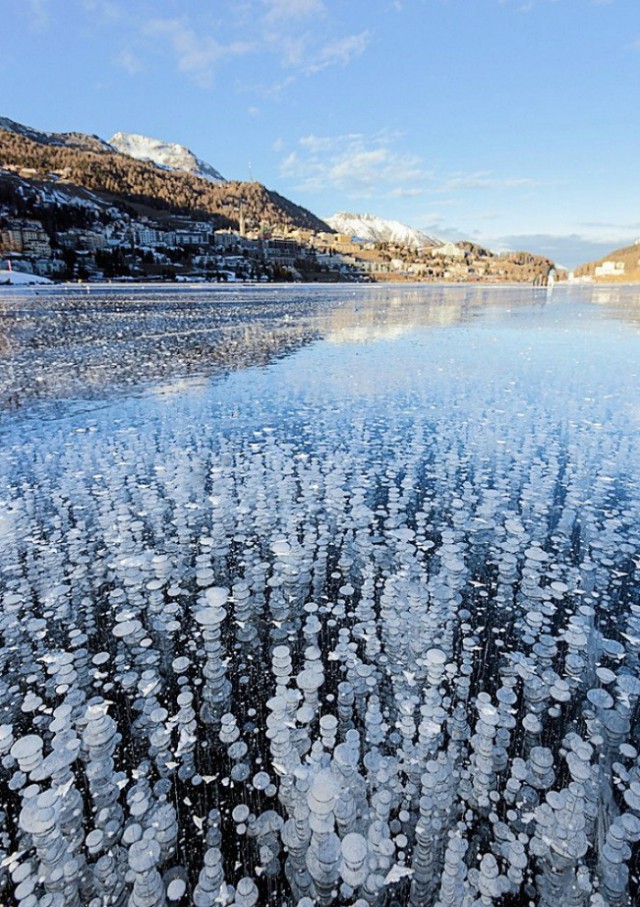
[0,118,556,285]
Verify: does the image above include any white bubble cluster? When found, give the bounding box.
[0,285,639,905]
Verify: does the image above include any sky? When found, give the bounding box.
[4,0,640,268]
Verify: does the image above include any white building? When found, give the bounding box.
[594,260,625,278]
[432,242,466,260]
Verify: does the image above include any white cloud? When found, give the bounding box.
[114,48,143,75]
[436,171,537,192]
[82,0,122,21]
[27,0,50,30]
[389,187,425,198]
[304,31,371,73]
[145,18,252,89]
[258,0,370,77]
[263,0,326,22]
[280,131,430,198]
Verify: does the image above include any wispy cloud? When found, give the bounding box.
[145,18,252,89]
[389,187,425,198]
[27,0,50,30]
[303,31,371,73]
[579,219,640,232]
[263,0,326,23]
[81,0,122,21]
[138,4,369,92]
[114,48,143,76]
[280,131,430,198]
[436,171,538,193]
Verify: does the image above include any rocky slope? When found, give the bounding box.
[109,132,225,184]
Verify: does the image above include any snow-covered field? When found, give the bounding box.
[0,284,639,906]
[0,269,52,285]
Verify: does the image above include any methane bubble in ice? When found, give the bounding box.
[0,284,639,906]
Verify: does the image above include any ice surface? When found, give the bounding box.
[0,284,639,905]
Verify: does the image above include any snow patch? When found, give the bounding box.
[0,270,52,286]
[110,132,225,183]
[326,211,441,249]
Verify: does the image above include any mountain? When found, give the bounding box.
[326,212,441,249]
[0,118,331,234]
[110,132,225,184]
[0,115,557,286]
[0,116,114,154]
[574,241,640,282]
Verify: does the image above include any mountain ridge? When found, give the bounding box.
[109,132,225,184]
[0,115,557,285]
[326,211,441,249]
[0,118,330,234]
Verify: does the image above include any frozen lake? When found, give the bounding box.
[0,283,639,906]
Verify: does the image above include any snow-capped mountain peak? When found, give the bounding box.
[109,132,225,183]
[326,212,440,249]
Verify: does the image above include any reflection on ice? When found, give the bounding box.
[0,282,568,411]
[0,284,639,906]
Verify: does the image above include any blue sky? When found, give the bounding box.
[4,0,640,267]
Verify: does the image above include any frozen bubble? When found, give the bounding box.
[167,878,187,901]
[530,747,554,769]
[601,638,625,658]
[19,801,57,837]
[113,619,142,638]
[128,838,161,872]
[252,771,271,791]
[235,877,258,906]
[195,607,226,626]
[231,763,250,782]
[86,829,104,853]
[550,581,569,593]
[308,770,340,814]
[624,783,640,812]
[426,648,447,666]
[297,669,323,692]
[228,741,248,760]
[505,520,525,534]
[320,715,338,733]
[123,823,143,845]
[550,681,571,703]
[342,832,367,865]
[204,587,229,607]
[617,673,640,696]
[232,804,250,823]
[587,688,614,710]
[150,707,168,723]
[620,813,640,840]
[596,667,617,685]
[11,734,43,763]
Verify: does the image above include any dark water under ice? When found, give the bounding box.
[0,283,639,907]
